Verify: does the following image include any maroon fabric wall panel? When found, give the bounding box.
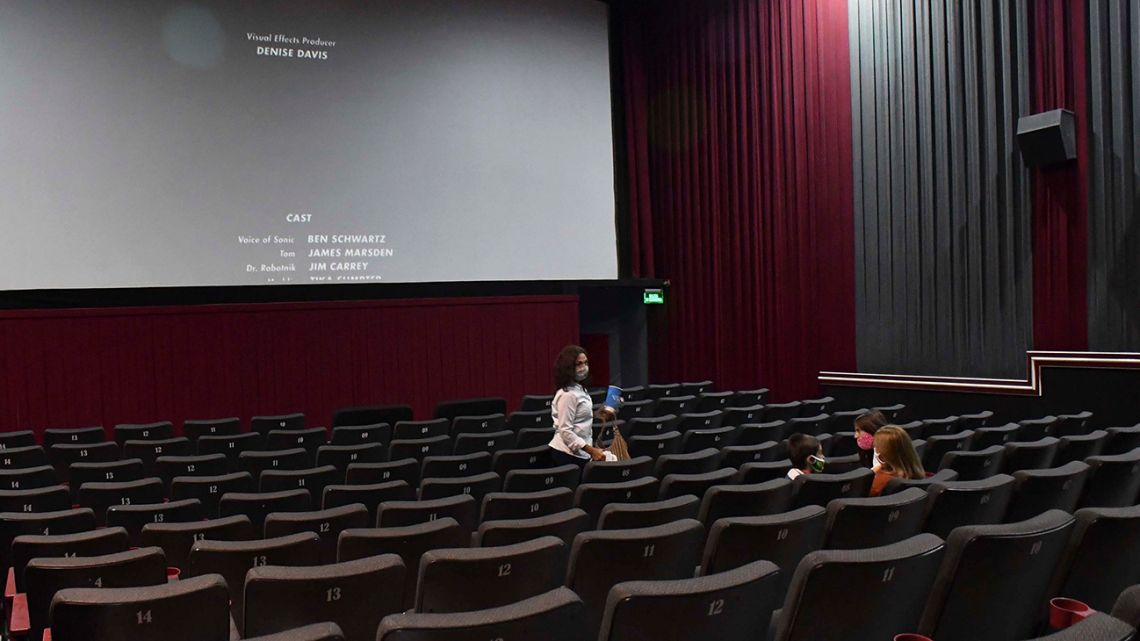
[0,296,578,435]
[1029,0,1089,350]
[619,0,856,400]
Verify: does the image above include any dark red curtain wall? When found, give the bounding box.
[1029,0,1089,351]
[0,296,578,435]
[620,0,856,400]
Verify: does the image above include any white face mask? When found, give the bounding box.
[574,366,588,381]
[872,449,883,469]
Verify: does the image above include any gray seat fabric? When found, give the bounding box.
[698,478,795,524]
[598,560,782,641]
[244,554,405,641]
[1006,461,1091,522]
[474,508,591,548]
[187,531,321,623]
[597,495,700,530]
[565,518,706,634]
[377,494,478,538]
[791,468,874,509]
[1020,612,1136,641]
[773,533,945,641]
[1053,505,1140,612]
[480,487,576,522]
[917,510,1076,641]
[415,535,567,613]
[337,518,467,610]
[140,515,255,571]
[263,504,370,563]
[939,445,1005,481]
[376,587,587,641]
[48,573,231,641]
[824,487,928,549]
[699,505,827,591]
[923,474,1015,539]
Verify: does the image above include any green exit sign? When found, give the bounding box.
[643,289,665,305]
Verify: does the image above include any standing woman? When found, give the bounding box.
[548,345,607,468]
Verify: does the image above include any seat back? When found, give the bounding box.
[376,587,587,641]
[1003,437,1060,473]
[924,475,1015,539]
[77,478,165,526]
[658,468,737,501]
[0,466,57,491]
[332,405,411,429]
[113,422,174,446]
[315,443,385,474]
[433,398,507,422]
[719,441,782,469]
[196,432,263,468]
[824,487,927,549]
[106,498,203,547]
[774,533,945,641]
[698,478,794,524]
[622,415,679,439]
[170,471,255,518]
[735,460,794,485]
[653,448,719,477]
[42,427,104,447]
[421,452,493,480]
[1104,425,1140,456]
[761,402,801,423]
[48,573,230,641]
[518,395,555,412]
[251,413,306,434]
[971,423,1020,450]
[1054,504,1140,612]
[49,443,121,482]
[181,417,241,441]
[599,560,781,641]
[1007,461,1091,521]
[264,504,370,563]
[503,464,580,493]
[416,536,566,613]
[338,518,466,609]
[140,515,255,570]
[419,472,502,505]
[574,477,659,528]
[123,438,193,475]
[491,446,551,478]
[1017,416,1059,441]
[346,458,419,487]
[0,508,96,578]
[155,454,230,489]
[720,405,765,428]
[389,436,452,463]
[188,532,320,622]
[259,465,339,498]
[481,487,576,522]
[880,468,959,495]
[1055,430,1108,465]
[239,448,311,479]
[1081,448,1140,508]
[322,481,415,520]
[377,494,478,538]
[0,485,71,514]
[939,445,1005,481]
[26,547,167,638]
[244,554,405,641]
[791,468,874,508]
[787,414,829,437]
[566,519,706,633]
[329,423,392,447]
[922,416,961,438]
[450,414,507,438]
[699,505,827,588]
[627,431,682,459]
[12,527,129,591]
[393,419,450,441]
[475,509,591,548]
[918,510,1076,641]
[218,488,312,534]
[597,495,700,530]
[922,431,976,470]
[581,456,654,484]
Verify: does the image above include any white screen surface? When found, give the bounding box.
[0,0,616,289]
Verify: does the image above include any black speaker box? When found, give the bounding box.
[1016,109,1076,167]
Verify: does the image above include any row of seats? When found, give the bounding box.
[26,508,1140,641]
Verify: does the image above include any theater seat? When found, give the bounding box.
[1081,448,1140,508]
[503,464,580,493]
[48,573,230,641]
[323,481,415,521]
[1005,461,1090,522]
[1052,504,1140,612]
[1021,612,1137,641]
[421,452,493,480]
[698,478,795,524]
[416,536,566,613]
[376,587,587,641]
[474,509,590,548]
[923,475,1015,539]
[917,510,1076,641]
[106,498,203,547]
[772,533,944,641]
[480,487,575,522]
[181,417,241,441]
[823,487,927,549]
[791,468,873,508]
[11,527,129,592]
[376,494,478,538]
[700,505,827,588]
[244,554,405,641]
[574,477,659,528]
[187,531,320,622]
[330,423,392,447]
[566,519,706,635]
[598,560,782,641]
[346,458,419,487]
[338,518,467,610]
[245,623,346,641]
[140,515,255,571]
[939,445,1005,481]
[597,495,700,530]
[581,456,654,484]
[263,504,370,563]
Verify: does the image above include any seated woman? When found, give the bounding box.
[854,409,889,468]
[786,433,825,480]
[869,425,926,496]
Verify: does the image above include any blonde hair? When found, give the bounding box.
[873,426,925,480]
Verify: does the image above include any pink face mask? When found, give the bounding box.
[856,432,875,450]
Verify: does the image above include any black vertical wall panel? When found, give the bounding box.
[1088,0,1140,349]
[848,0,1032,377]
